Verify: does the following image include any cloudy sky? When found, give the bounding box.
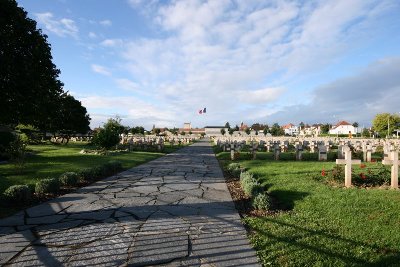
[18,0,400,129]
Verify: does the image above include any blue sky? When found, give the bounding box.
[18,0,400,129]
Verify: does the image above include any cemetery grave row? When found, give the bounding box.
[119,135,199,152]
[213,136,400,189]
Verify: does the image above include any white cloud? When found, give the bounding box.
[35,12,78,38]
[79,95,177,129]
[100,39,123,47]
[97,0,398,127]
[115,78,140,92]
[238,88,285,104]
[91,64,112,76]
[99,19,112,26]
[267,57,400,125]
[88,32,97,39]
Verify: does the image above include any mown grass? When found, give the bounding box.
[216,151,400,266]
[0,142,188,217]
[0,142,186,194]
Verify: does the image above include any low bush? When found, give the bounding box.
[103,160,123,175]
[240,171,253,184]
[78,168,95,182]
[240,171,263,197]
[252,192,271,210]
[59,172,79,186]
[226,163,242,177]
[3,185,32,203]
[91,165,107,177]
[35,178,60,195]
[78,161,123,182]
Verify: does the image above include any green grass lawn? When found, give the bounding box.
[216,151,400,267]
[0,142,186,194]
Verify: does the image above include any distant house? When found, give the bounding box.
[179,122,205,135]
[282,123,299,136]
[298,124,321,136]
[329,121,357,135]
[239,122,248,131]
[204,126,227,136]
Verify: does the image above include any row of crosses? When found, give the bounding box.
[336,146,398,188]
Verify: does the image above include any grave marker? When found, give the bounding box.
[382,150,399,189]
[318,145,327,161]
[273,143,281,160]
[336,147,361,187]
[295,144,303,161]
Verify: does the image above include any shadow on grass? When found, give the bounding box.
[252,217,400,266]
[268,190,309,211]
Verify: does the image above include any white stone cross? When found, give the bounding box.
[382,150,399,189]
[336,147,361,187]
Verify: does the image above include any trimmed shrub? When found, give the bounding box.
[103,160,123,175]
[59,172,79,186]
[35,178,60,195]
[242,178,263,197]
[252,192,271,210]
[227,163,242,177]
[3,185,32,203]
[240,171,263,197]
[78,168,95,182]
[91,165,106,178]
[240,171,252,182]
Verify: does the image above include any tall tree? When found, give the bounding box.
[270,123,284,136]
[224,122,230,129]
[263,125,269,136]
[320,124,331,134]
[372,113,400,137]
[55,95,91,143]
[0,0,64,128]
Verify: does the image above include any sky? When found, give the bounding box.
[17,0,400,129]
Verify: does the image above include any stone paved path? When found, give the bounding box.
[0,140,260,266]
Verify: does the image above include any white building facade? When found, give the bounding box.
[329,121,357,135]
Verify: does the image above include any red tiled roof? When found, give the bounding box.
[335,121,351,127]
[282,123,295,129]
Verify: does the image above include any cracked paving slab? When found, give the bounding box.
[0,139,260,266]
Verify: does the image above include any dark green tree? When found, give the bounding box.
[320,124,331,134]
[0,0,64,129]
[169,127,179,135]
[263,125,269,136]
[372,113,400,137]
[91,117,123,149]
[55,95,91,143]
[229,128,234,135]
[220,128,226,136]
[245,128,251,135]
[270,123,284,136]
[130,126,145,135]
[153,128,161,135]
[362,128,370,138]
[224,122,230,129]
